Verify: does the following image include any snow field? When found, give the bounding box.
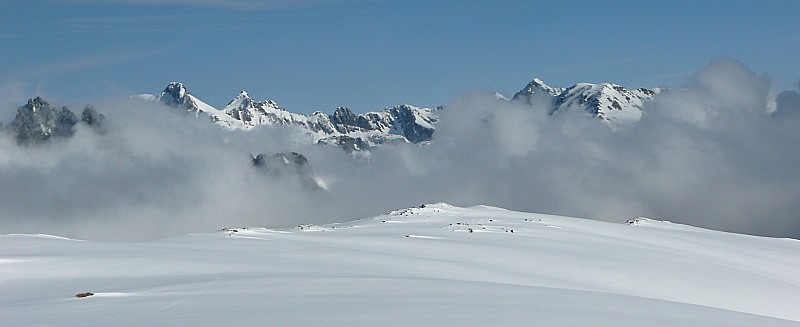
[1,203,798,326]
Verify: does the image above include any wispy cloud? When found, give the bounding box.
[63,13,268,34]
[12,47,178,79]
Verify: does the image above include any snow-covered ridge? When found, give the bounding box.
[135,79,662,150]
[141,82,439,150]
[2,203,798,326]
[512,77,663,126]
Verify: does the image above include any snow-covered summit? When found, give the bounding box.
[158,82,189,105]
[512,77,565,103]
[556,82,661,124]
[513,77,662,126]
[154,82,246,129]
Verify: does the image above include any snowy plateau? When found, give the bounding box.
[2,204,798,326]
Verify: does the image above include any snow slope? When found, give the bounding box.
[2,204,798,326]
[513,78,662,126]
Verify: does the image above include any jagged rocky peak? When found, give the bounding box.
[227,91,254,109]
[513,78,564,101]
[252,152,323,190]
[222,90,286,122]
[157,82,211,115]
[331,107,362,133]
[10,97,77,144]
[158,82,190,107]
[81,105,105,128]
[511,77,565,108]
[388,104,436,144]
[223,91,257,122]
[5,97,107,145]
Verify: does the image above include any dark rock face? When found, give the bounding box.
[252,152,310,176]
[331,107,360,133]
[11,97,77,144]
[324,105,436,148]
[55,106,78,137]
[390,105,435,144]
[252,152,323,190]
[6,97,106,145]
[81,105,105,129]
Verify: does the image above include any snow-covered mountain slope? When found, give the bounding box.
[2,204,798,326]
[513,78,662,126]
[142,82,438,149]
[155,82,248,129]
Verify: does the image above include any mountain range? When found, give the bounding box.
[134,78,662,150]
[135,82,440,152]
[2,75,666,151]
[0,78,665,188]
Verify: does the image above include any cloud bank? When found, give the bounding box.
[1,59,798,241]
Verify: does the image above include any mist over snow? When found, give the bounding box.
[1,59,798,241]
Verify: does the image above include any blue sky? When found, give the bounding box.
[1,0,798,113]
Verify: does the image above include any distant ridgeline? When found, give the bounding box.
[138,79,662,152]
[3,77,662,188]
[4,77,663,149]
[137,82,441,152]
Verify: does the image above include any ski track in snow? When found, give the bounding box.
[163,279,215,309]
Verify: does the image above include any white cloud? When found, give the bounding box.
[1,59,798,241]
